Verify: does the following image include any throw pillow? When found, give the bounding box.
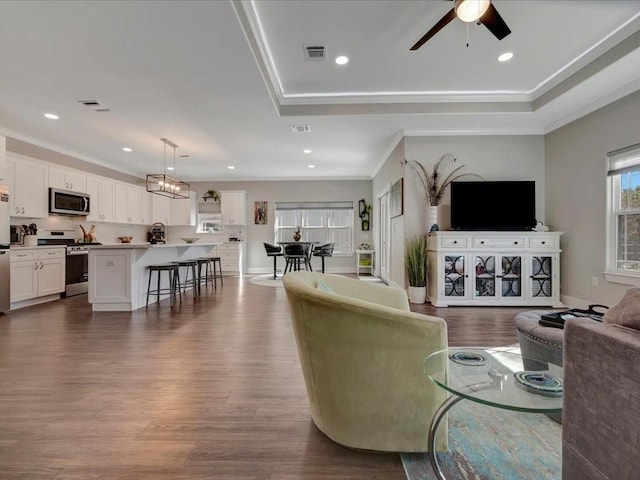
[603,287,640,330]
[316,280,334,293]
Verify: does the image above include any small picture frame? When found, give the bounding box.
[254,201,268,225]
[390,178,403,218]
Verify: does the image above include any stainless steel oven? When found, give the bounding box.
[65,245,89,297]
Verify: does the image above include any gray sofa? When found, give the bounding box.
[563,290,640,479]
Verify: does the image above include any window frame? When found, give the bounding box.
[605,144,640,286]
[274,203,354,256]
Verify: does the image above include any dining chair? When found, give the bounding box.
[312,242,335,273]
[263,242,283,279]
[284,243,310,273]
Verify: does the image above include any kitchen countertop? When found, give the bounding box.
[10,245,66,250]
[88,242,225,249]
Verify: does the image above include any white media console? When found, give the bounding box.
[426,231,563,307]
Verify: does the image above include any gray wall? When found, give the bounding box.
[188,180,373,274]
[546,89,640,307]
[373,135,546,289]
[403,135,546,237]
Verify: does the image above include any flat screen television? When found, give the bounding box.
[450,181,536,231]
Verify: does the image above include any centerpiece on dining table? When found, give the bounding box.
[293,226,301,242]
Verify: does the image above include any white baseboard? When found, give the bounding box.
[560,295,591,309]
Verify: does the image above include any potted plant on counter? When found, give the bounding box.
[202,189,220,202]
[405,235,427,304]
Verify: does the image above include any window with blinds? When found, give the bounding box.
[274,202,354,254]
[608,143,640,273]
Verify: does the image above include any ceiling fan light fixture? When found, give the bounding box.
[454,0,490,23]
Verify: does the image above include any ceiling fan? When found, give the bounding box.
[410,0,511,51]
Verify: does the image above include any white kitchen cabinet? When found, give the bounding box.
[213,242,246,275]
[6,155,48,218]
[151,193,171,226]
[221,190,247,226]
[87,176,117,223]
[169,191,196,226]
[0,135,6,181]
[427,231,563,307]
[49,166,86,193]
[141,190,151,225]
[115,183,144,224]
[10,248,65,303]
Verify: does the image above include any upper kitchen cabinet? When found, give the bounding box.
[151,193,171,226]
[221,190,247,226]
[115,183,144,224]
[169,191,196,226]
[49,166,86,193]
[6,154,48,218]
[0,135,6,181]
[86,175,116,223]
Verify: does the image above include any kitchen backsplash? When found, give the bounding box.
[11,215,245,244]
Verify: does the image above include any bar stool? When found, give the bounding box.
[172,259,199,296]
[146,263,181,307]
[207,256,223,288]
[196,257,213,293]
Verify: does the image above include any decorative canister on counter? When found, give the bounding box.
[23,235,38,246]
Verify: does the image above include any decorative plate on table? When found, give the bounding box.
[449,351,489,366]
[514,371,563,397]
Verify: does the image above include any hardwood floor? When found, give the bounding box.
[0,276,532,479]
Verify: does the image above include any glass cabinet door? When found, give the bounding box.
[530,255,553,298]
[474,255,496,298]
[473,255,522,300]
[444,255,466,298]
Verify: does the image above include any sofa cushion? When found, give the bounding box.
[603,287,640,329]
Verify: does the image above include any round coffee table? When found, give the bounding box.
[423,347,563,480]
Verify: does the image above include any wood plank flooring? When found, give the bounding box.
[0,276,532,479]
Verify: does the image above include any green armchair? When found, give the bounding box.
[283,271,448,452]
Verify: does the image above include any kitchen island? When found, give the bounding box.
[88,242,223,311]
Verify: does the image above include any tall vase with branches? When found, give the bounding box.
[404,153,480,231]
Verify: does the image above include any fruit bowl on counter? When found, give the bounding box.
[180,237,200,244]
[118,236,133,243]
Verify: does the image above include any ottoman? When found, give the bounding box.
[514,310,598,423]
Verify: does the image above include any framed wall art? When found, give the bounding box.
[254,201,268,225]
[389,178,403,218]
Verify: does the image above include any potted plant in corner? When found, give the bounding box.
[406,235,427,304]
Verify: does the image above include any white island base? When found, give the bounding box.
[88,243,222,311]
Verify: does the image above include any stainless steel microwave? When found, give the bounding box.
[49,188,91,216]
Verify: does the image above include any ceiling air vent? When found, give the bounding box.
[290,125,311,133]
[78,99,111,112]
[304,45,326,62]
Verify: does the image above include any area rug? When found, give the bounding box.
[401,400,561,480]
[249,274,283,287]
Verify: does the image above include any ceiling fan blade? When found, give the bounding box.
[410,8,457,50]
[479,3,511,40]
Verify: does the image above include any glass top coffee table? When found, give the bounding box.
[423,347,563,480]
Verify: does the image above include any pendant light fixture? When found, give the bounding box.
[146,138,190,199]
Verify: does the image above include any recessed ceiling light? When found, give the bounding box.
[228,166,235,170]
[308,165,315,169]
[167,166,175,171]
[122,147,132,152]
[304,149,312,154]
[335,56,349,65]
[498,52,513,62]
[44,113,59,120]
